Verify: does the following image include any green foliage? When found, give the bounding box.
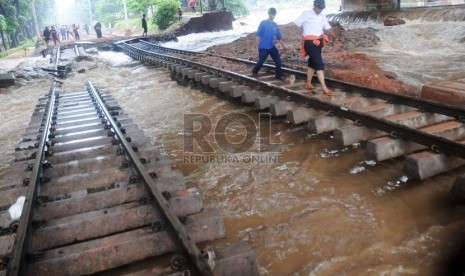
[95,0,124,26]
[6,20,19,35]
[224,0,249,16]
[1,1,18,33]
[0,38,35,58]
[127,0,155,13]
[152,0,178,30]
[0,0,54,49]
[36,0,56,26]
[0,15,6,31]
[0,50,13,58]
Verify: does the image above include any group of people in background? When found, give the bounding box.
[41,21,104,46]
[42,23,86,46]
[59,24,87,41]
[176,0,201,24]
[42,26,56,46]
[189,0,211,12]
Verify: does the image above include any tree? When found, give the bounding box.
[0,1,17,47]
[127,0,155,14]
[152,0,177,30]
[206,0,249,16]
[0,0,54,50]
[0,14,7,50]
[95,0,123,26]
[69,0,97,26]
[30,0,40,38]
[208,0,217,11]
[224,0,248,16]
[35,0,55,26]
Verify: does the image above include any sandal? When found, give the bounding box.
[305,84,316,90]
[305,85,318,94]
[323,89,334,96]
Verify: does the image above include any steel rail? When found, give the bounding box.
[119,42,465,159]
[135,39,465,121]
[74,44,80,56]
[54,46,60,71]
[7,84,57,276]
[138,39,202,55]
[86,81,214,276]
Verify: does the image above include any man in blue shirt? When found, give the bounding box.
[252,8,286,80]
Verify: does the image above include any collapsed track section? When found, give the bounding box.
[0,80,258,275]
[118,40,465,186]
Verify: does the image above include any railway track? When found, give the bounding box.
[0,46,258,275]
[117,39,465,185]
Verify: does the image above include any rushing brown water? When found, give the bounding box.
[1,51,465,275]
[0,57,52,174]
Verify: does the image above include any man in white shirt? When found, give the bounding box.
[294,0,333,96]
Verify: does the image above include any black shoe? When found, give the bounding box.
[252,72,258,78]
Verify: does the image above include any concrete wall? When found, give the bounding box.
[173,11,234,36]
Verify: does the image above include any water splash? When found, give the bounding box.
[349,20,465,87]
[374,175,410,195]
[350,160,377,174]
[329,5,465,24]
[352,142,362,149]
[320,148,345,158]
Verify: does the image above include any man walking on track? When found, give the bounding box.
[294,0,334,96]
[252,7,286,80]
[142,14,148,37]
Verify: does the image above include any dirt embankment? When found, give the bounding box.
[207,22,419,95]
[50,11,234,51]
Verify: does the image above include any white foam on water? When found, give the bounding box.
[347,20,465,86]
[161,7,339,51]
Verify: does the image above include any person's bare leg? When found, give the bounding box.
[305,68,316,93]
[316,70,333,96]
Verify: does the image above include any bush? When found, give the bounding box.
[153,0,178,30]
[0,38,37,59]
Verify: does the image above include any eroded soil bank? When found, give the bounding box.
[206,22,419,95]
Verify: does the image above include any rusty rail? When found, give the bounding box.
[7,83,57,276]
[86,81,214,275]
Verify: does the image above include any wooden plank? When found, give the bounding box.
[32,197,202,251]
[0,235,16,257]
[28,210,225,276]
[422,79,465,107]
[34,183,146,221]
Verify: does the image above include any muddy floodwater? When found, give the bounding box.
[1,50,465,275]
